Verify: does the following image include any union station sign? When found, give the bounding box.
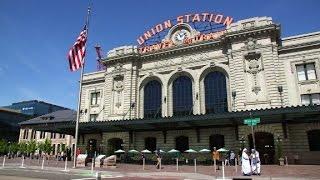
[137,12,234,54]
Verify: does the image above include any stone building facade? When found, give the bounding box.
[38,16,320,164]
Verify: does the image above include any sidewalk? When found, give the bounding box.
[1,157,320,179]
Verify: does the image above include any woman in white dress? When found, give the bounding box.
[241,148,251,176]
[251,149,261,175]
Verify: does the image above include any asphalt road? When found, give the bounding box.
[0,167,91,180]
[0,167,182,180]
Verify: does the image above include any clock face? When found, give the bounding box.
[172,29,189,44]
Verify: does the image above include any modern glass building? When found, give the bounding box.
[4,100,68,116]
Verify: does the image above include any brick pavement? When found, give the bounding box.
[1,156,320,179]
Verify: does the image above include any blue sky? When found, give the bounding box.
[0,0,319,109]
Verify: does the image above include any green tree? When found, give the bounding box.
[18,142,27,155]
[10,142,19,155]
[27,140,37,157]
[43,139,52,155]
[38,142,45,153]
[0,140,7,155]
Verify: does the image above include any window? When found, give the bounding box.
[31,130,36,139]
[296,63,316,81]
[50,133,56,139]
[301,94,320,105]
[144,80,162,118]
[204,71,228,114]
[307,130,320,151]
[89,114,98,122]
[52,144,56,155]
[40,131,46,139]
[145,137,157,152]
[90,92,101,105]
[173,76,193,116]
[23,129,29,139]
[59,133,65,139]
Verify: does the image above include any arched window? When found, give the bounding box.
[204,71,228,114]
[176,136,189,152]
[209,134,225,150]
[173,76,193,116]
[307,130,320,151]
[144,80,162,118]
[145,137,157,152]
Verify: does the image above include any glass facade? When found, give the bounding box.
[144,80,162,118]
[204,71,228,114]
[173,76,193,116]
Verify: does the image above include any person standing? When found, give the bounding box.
[251,149,261,175]
[241,148,251,176]
[212,147,220,170]
[230,151,236,166]
[155,148,161,169]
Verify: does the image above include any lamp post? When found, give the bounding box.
[8,141,11,159]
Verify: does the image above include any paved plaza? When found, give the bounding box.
[0,157,320,179]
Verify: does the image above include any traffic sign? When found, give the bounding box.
[244,118,260,126]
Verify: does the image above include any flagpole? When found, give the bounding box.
[73,6,91,168]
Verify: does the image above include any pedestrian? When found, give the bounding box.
[230,150,236,166]
[224,151,230,166]
[76,147,81,157]
[155,148,161,169]
[251,149,261,175]
[212,147,220,170]
[241,148,251,176]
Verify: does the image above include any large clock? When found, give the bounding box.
[172,29,190,45]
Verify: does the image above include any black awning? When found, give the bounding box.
[26,105,320,135]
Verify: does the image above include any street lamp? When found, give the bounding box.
[8,141,11,159]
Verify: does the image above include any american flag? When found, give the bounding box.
[67,26,87,71]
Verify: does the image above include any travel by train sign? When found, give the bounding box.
[137,12,234,54]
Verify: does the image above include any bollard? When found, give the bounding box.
[20,155,25,168]
[159,158,162,170]
[176,158,179,171]
[64,157,68,171]
[2,155,6,168]
[214,158,216,172]
[142,158,145,170]
[235,158,238,173]
[285,156,288,166]
[41,156,45,170]
[222,161,225,179]
[96,171,101,180]
[194,158,197,173]
[91,159,94,174]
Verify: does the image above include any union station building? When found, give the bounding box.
[26,15,320,164]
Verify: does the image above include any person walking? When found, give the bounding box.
[155,148,161,169]
[251,149,261,175]
[212,147,220,170]
[241,148,251,176]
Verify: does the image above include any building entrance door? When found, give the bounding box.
[248,132,275,164]
[107,138,123,156]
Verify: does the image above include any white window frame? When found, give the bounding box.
[90,91,101,105]
[301,93,320,105]
[296,63,317,81]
